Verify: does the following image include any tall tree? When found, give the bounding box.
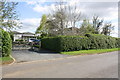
[92,16,103,34]
[101,22,114,36]
[0,0,21,31]
[35,14,47,35]
[79,19,95,36]
[47,1,81,35]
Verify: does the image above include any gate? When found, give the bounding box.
[12,41,31,50]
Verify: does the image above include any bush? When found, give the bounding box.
[1,29,12,57]
[115,38,120,48]
[42,34,119,52]
[41,36,90,52]
[0,29,2,57]
[85,34,117,49]
[32,45,40,48]
[15,39,24,42]
[41,37,61,52]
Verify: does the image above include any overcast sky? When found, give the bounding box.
[13,1,118,37]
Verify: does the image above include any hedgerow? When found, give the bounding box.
[41,36,90,52]
[85,34,116,49]
[41,34,119,52]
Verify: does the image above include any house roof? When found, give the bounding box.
[13,31,35,35]
[12,31,22,34]
[22,32,34,35]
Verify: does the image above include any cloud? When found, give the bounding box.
[26,0,47,5]
[33,5,50,13]
[26,1,37,5]
[14,18,41,33]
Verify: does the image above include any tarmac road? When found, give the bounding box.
[2,51,118,78]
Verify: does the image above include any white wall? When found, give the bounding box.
[14,34,22,41]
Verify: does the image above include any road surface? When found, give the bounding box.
[11,50,70,63]
[2,51,118,78]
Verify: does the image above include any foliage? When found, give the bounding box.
[115,38,120,48]
[101,22,114,35]
[0,1,21,31]
[0,28,2,56]
[41,34,119,52]
[45,1,81,36]
[32,45,40,48]
[35,14,47,34]
[85,33,116,49]
[79,19,95,36]
[15,39,24,42]
[1,28,12,57]
[41,36,90,52]
[92,16,103,34]
[41,36,61,52]
[9,31,14,41]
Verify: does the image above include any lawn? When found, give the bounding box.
[0,56,14,65]
[61,48,120,55]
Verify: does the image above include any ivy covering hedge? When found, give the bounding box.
[1,29,12,57]
[41,34,120,52]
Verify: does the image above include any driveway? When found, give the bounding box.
[11,49,70,63]
[2,51,118,78]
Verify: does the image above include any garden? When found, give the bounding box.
[41,33,120,54]
[0,1,120,65]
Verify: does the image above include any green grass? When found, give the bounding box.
[61,48,120,55]
[0,56,13,65]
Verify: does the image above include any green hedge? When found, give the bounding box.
[85,34,117,49]
[41,36,91,52]
[41,37,61,52]
[115,38,120,48]
[1,29,12,57]
[41,34,119,52]
[0,29,2,57]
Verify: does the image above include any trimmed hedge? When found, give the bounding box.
[41,34,120,52]
[0,29,2,57]
[1,29,12,57]
[41,37,61,52]
[115,38,120,48]
[41,36,91,52]
[85,34,117,49]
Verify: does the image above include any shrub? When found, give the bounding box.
[15,39,24,42]
[0,29,2,57]
[41,36,90,52]
[42,34,119,52]
[1,29,12,57]
[32,45,40,48]
[85,33,116,49]
[115,38,120,48]
[41,37,61,52]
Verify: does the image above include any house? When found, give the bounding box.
[13,31,37,42]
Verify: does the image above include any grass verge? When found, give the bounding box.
[61,48,120,55]
[0,56,14,65]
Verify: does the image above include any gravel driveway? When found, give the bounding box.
[11,49,70,63]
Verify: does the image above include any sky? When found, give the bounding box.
[13,1,118,37]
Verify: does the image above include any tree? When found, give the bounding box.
[0,1,21,31]
[46,1,82,36]
[35,14,47,35]
[101,22,114,36]
[79,19,95,36]
[92,16,103,34]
